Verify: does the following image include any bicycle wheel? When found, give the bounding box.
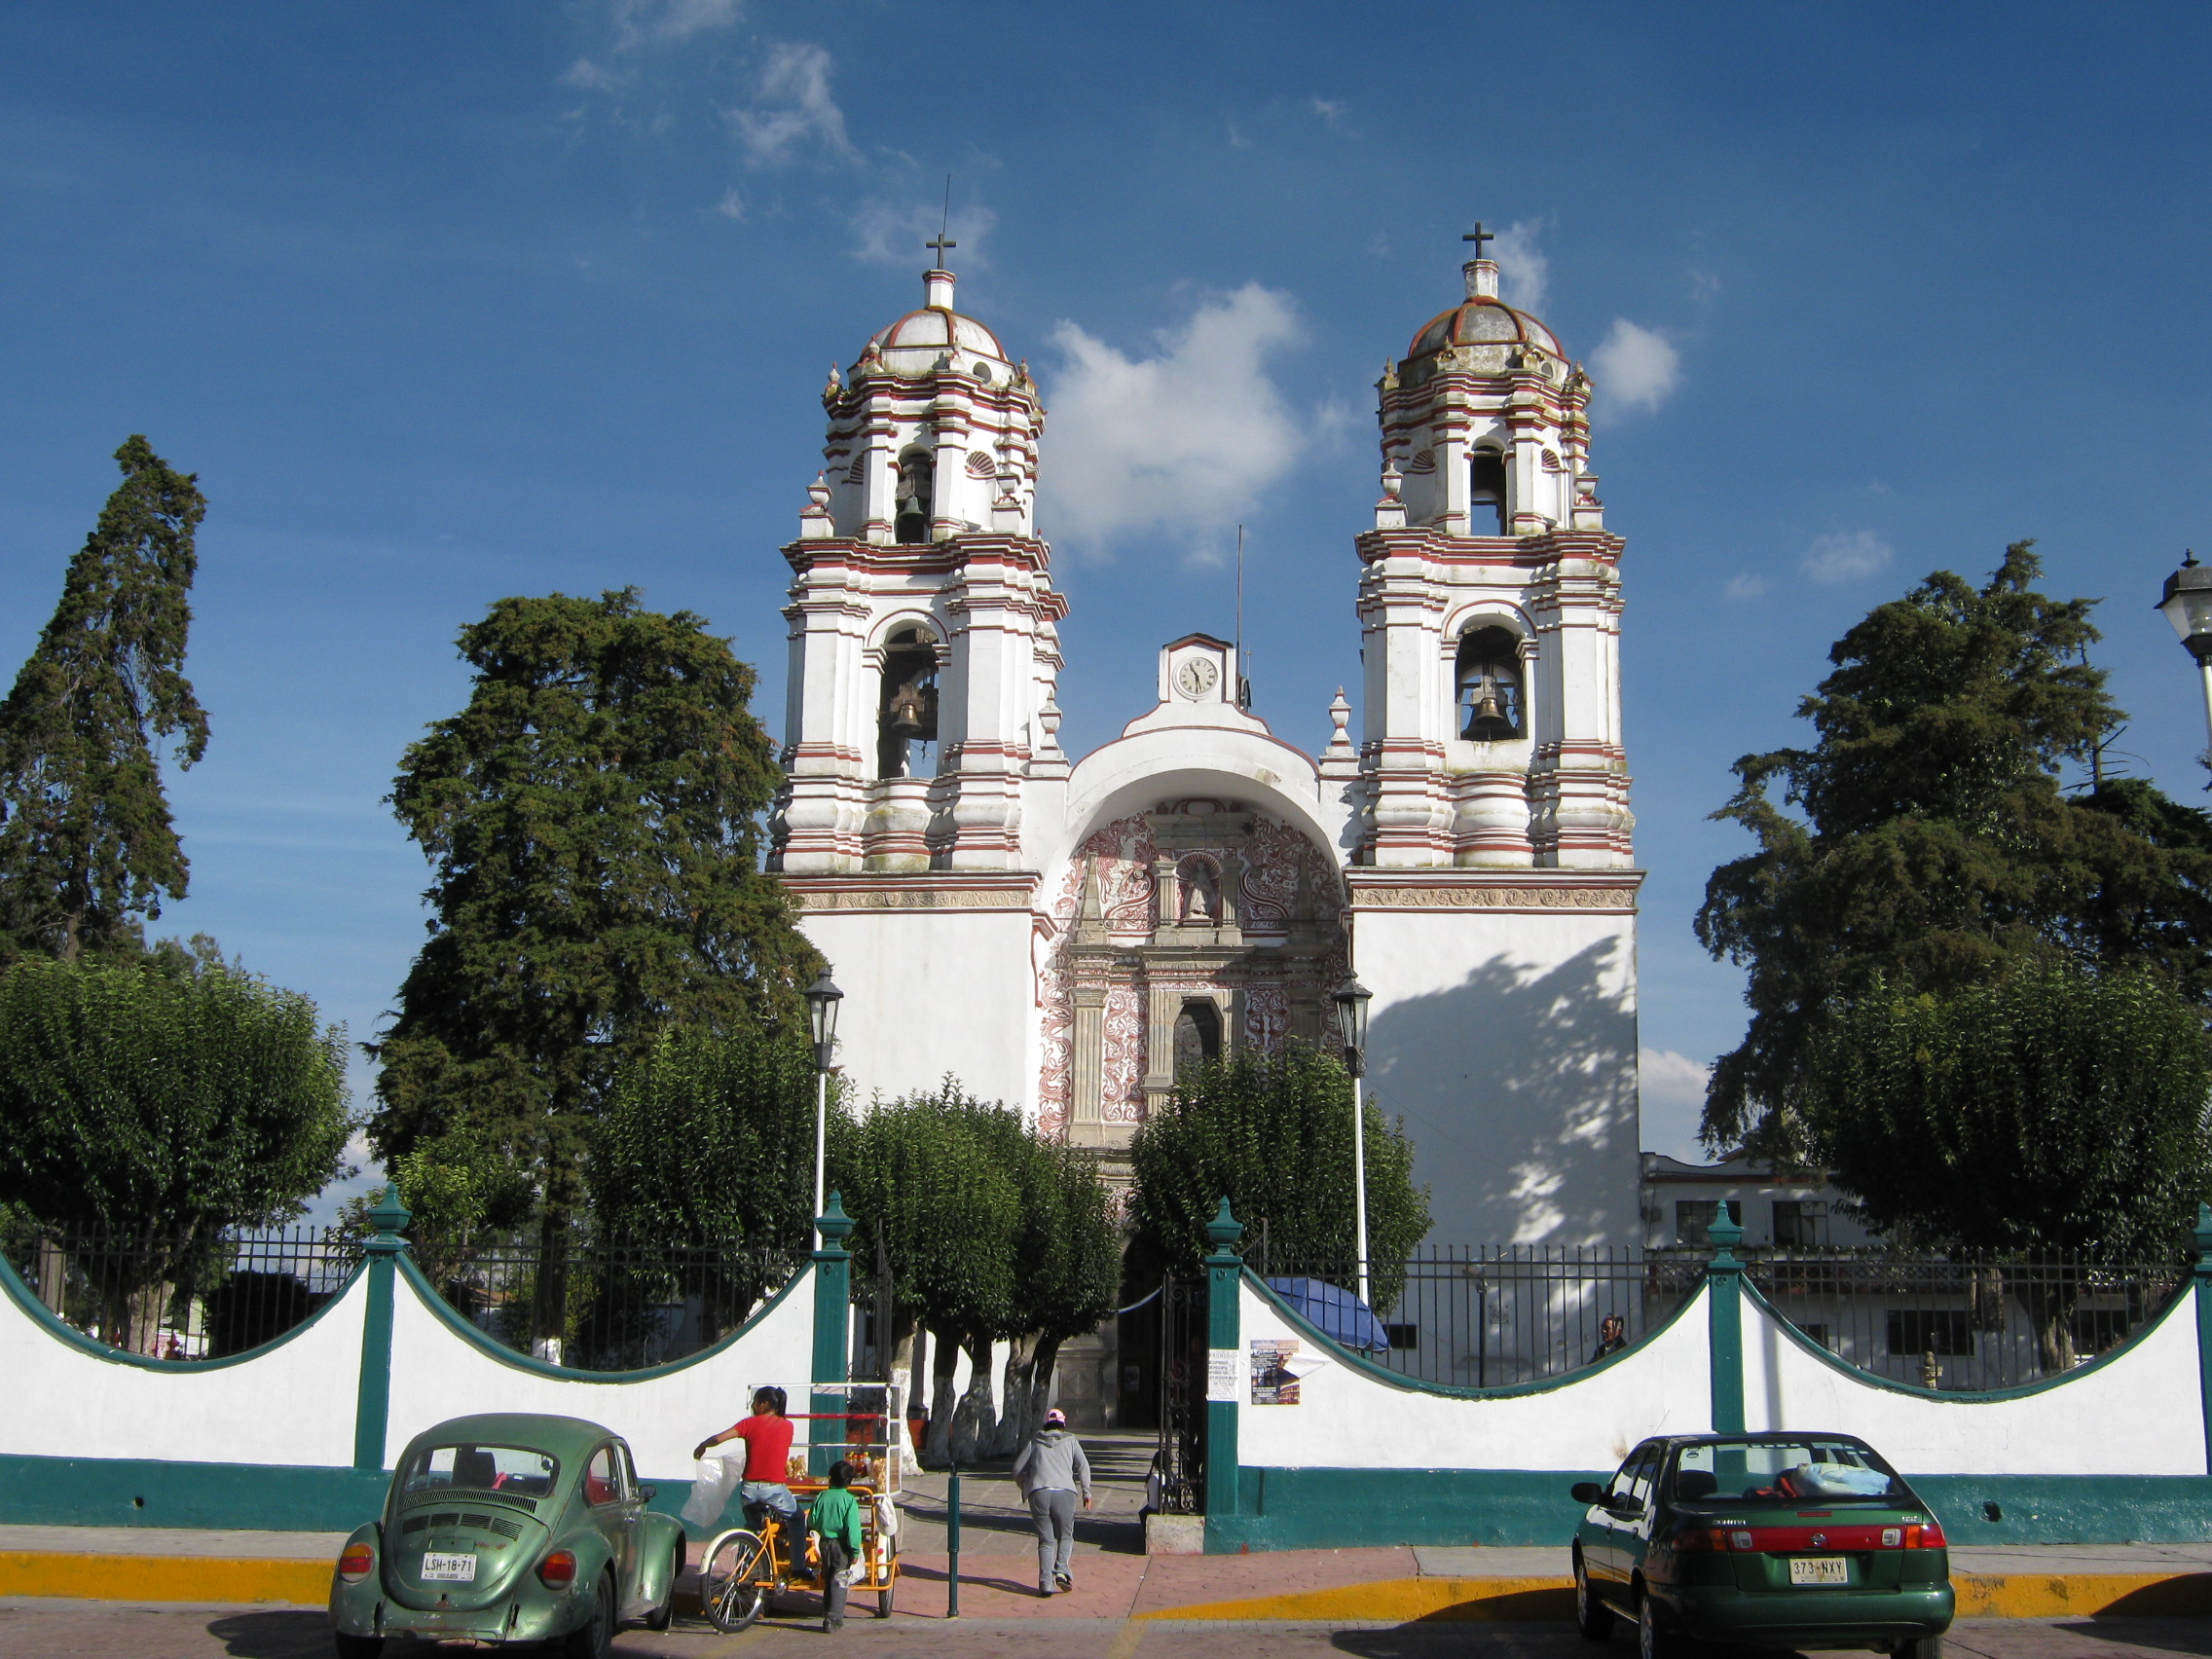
[699,1529,769,1633]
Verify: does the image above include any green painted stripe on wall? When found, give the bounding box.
[1210,1467,2212,1552]
[0,1455,393,1532]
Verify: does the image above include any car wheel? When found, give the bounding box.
[1572,1552,1613,1641]
[645,1539,682,1632]
[1895,1640,1943,1659]
[332,1635,385,1659]
[564,1569,616,1659]
[1638,1591,1686,1659]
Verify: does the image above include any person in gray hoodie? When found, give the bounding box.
[1012,1408,1091,1595]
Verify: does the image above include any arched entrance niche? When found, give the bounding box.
[1036,797,1348,1147]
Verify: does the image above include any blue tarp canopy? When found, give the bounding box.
[1263,1277,1390,1352]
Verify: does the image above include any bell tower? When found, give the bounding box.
[771,263,1067,874]
[1357,253,1632,869]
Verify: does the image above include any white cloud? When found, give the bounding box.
[851,200,997,269]
[1309,97,1347,126]
[1800,529,1894,584]
[1590,318,1680,415]
[727,42,852,166]
[1640,1048,1714,1161]
[562,56,619,92]
[1041,284,1309,552]
[1489,218,1549,312]
[714,186,746,221]
[1723,573,1767,601]
[610,0,743,47]
[1226,116,1254,151]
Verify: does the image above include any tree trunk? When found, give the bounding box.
[2017,1270,2082,1377]
[1027,1333,1065,1441]
[952,1332,998,1464]
[532,1210,571,1365]
[997,1332,1040,1456]
[926,1324,961,1465]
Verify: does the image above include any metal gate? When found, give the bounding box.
[1155,1275,1203,1513]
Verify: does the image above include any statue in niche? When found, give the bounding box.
[1176,856,1220,924]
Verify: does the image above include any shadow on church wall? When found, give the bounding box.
[1364,937,1639,1248]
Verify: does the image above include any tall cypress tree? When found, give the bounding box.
[370,589,819,1336]
[0,437,208,963]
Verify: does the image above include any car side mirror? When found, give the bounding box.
[638,1484,656,1502]
[1570,1482,1605,1504]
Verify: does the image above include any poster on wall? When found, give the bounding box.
[1250,1338,1302,1405]
[1206,1349,1241,1402]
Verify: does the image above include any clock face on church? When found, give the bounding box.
[1174,657,1219,700]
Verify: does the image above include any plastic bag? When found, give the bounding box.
[681,1454,745,1530]
[872,1492,900,1542]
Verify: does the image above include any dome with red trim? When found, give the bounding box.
[1401,261,1564,374]
[860,270,1016,382]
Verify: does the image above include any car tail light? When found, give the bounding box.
[338,1544,375,1583]
[1669,1528,1745,1552]
[1904,1522,1945,1548]
[539,1549,577,1588]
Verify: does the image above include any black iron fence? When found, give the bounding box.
[1246,1241,2190,1393]
[1,1220,804,1373]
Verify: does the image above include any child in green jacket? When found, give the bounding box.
[808,1460,865,1631]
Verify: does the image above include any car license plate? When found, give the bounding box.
[422,1552,477,1583]
[1788,1557,1849,1586]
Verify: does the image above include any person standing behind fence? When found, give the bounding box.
[1012,1408,1090,1596]
[1589,1314,1627,1365]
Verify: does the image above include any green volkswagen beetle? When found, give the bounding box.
[329,1413,686,1658]
[1569,1432,1953,1658]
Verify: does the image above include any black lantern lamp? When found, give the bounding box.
[1332,977,1373,1078]
[805,971,843,1071]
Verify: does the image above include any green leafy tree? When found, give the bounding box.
[369,590,819,1341]
[589,1023,822,1338]
[1128,1042,1431,1313]
[0,437,208,964]
[0,942,351,1349]
[1696,543,2212,1159]
[997,1142,1120,1446]
[1795,959,2212,1363]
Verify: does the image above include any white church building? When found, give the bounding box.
[769,253,1643,1248]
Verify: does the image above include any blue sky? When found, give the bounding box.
[2,2,2208,1196]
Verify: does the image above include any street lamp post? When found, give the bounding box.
[804,971,843,1246]
[2157,551,2212,753]
[1331,977,1375,1308]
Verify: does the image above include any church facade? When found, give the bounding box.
[768,255,1642,1249]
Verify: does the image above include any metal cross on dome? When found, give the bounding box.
[1463,223,1496,259]
[926,232,957,269]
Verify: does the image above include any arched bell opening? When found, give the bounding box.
[1469,446,1508,536]
[893,449,935,545]
[875,625,940,779]
[1173,999,1223,1080]
[1456,624,1526,742]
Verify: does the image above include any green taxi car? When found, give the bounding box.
[1569,1432,1952,1658]
[329,1413,686,1659]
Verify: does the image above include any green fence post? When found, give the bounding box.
[1203,1198,1243,1530]
[2193,1203,2212,1476]
[354,1186,412,1472]
[811,1192,855,1476]
[1705,1200,1746,1435]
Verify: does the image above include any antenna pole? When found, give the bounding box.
[1235,524,1246,709]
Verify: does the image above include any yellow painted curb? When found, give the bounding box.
[0,1551,331,1605]
[1139,1575,1574,1622]
[1139,1568,2212,1623]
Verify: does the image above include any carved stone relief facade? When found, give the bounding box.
[1037,799,1348,1148]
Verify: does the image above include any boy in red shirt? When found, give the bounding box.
[693,1386,798,1530]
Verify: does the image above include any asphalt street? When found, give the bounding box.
[4,1602,2211,1659]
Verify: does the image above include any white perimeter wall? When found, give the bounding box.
[382,1268,816,1481]
[0,1267,366,1468]
[1236,1274,2209,1478]
[1353,908,1641,1245]
[1236,1276,1712,1472]
[1741,1286,2206,1477]
[798,907,1037,1116]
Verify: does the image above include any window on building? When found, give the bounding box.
[875,626,939,779]
[1456,626,1525,741]
[1382,1323,1419,1351]
[1469,447,1508,535]
[1675,1199,1737,1247]
[1173,1000,1223,1079]
[1886,1309,1974,1357]
[894,450,934,544]
[1795,1322,1831,1351]
[1772,1200,1829,1248]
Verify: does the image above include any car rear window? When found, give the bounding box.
[401,1443,559,1498]
[1672,1440,1905,1504]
